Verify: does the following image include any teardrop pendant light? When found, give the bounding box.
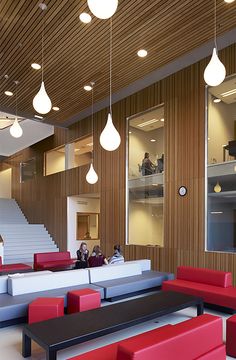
[33,3,52,114]
[204,0,226,86]
[87,0,118,19]
[214,181,222,193]
[100,19,121,151]
[86,82,98,184]
[10,81,23,138]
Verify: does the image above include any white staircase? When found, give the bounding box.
[0,198,59,264]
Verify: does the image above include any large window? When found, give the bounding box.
[206,75,236,252]
[44,135,93,176]
[127,105,164,246]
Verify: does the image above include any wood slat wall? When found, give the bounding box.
[4,43,236,282]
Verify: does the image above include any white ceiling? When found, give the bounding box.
[129,105,164,132]
[0,118,54,156]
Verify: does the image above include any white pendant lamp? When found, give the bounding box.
[87,0,118,19]
[204,0,226,86]
[10,118,23,138]
[100,19,121,151]
[33,3,52,114]
[33,81,52,114]
[86,163,98,184]
[86,82,98,184]
[10,81,23,138]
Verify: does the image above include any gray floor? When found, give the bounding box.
[0,291,233,360]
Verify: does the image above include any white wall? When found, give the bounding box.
[67,196,100,257]
[208,100,235,163]
[129,127,164,178]
[0,168,11,198]
[129,202,163,246]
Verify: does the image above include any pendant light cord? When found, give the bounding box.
[41,15,45,82]
[109,18,112,115]
[15,82,18,118]
[91,84,94,163]
[214,0,217,50]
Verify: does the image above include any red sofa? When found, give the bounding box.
[162,266,236,311]
[0,256,32,273]
[67,314,225,360]
[34,251,75,270]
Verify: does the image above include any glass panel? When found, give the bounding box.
[206,75,236,252]
[76,213,99,240]
[127,105,164,246]
[20,158,37,182]
[45,145,65,175]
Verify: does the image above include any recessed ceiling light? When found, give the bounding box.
[160,118,164,122]
[79,12,92,23]
[137,49,148,58]
[211,211,223,214]
[213,98,221,103]
[4,91,13,96]
[224,0,235,3]
[86,142,93,146]
[129,131,132,134]
[52,106,60,111]
[137,118,159,128]
[150,139,156,142]
[221,88,236,97]
[84,85,92,91]
[34,114,43,119]
[31,63,41,70]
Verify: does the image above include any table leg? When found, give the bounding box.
[22,331,31,357]
[46,348,57,360]
[197,301,204,316]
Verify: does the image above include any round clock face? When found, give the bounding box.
[178,186,187,196]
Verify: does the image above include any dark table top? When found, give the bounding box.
[23,291,203,350]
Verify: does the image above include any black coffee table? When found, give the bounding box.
[22,291,203,360]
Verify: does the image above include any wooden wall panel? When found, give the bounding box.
[4,43,236,283]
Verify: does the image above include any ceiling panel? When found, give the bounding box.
[0,0,235,126]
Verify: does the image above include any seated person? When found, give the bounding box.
[141,152,155,175]
[88,245,108,267]
[157,153,164,173]
[76,242,89,269]
[108,244,124,265]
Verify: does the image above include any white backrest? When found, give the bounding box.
[0,275,8,294]
[8,269,90,296]
[89,263,142,283]
[124,259,151,271]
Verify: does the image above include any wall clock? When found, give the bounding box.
[178,186,187,196]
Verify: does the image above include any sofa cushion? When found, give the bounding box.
[37,259,74,269]
[67,342,118,360]
[196,345,226,359]
[0,284,104,322]
[177,266,232,288]
[122,260,151,272]
[89,263,142,283]
[94,271,171,299]
[162,279,236,309]
[116,314,222,360]
[8,269,90,296]
[34,251,71,263]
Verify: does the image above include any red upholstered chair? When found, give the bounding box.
[28,297,64,324]
[226,314,236,357]
[67,288,101,314]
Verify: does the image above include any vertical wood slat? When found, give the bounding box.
[4,44,236,283]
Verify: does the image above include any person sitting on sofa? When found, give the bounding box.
[88,245,108,267]
[108,244,124,265]
[76,242,89,269]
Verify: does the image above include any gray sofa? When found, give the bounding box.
[0,260,174,327]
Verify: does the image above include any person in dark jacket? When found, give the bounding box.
[76,242,89,269]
